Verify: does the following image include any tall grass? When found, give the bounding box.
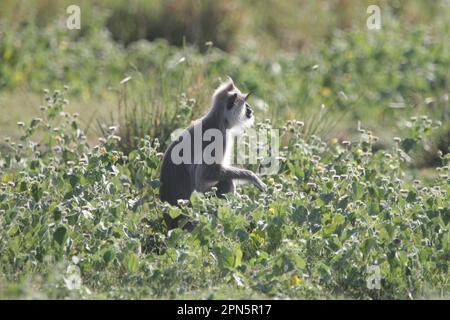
[96,70,196,153]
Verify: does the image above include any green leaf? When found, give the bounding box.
[406,191,416,203]
[30,118,40,128]
[149,179,161,189]
[401,138,416,152]
[337,195,349,209]
[214,244,242,270]
[69,174,80,188]
[319,192,335,204]
[102,248,115,265]
[168,207,181,219]
[190,191,203,207]
[292,205,308,224]
[323,213,345,237]
[123,252,139,273]
[292,254,306,270]
[352,181,363,200]
[53,225,68,246]
[128,150,139,162]
[31,182,43,202]
[232,244,243,268]
[167,228,183,247]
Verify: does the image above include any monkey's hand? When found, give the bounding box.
[253,176,267,192]
[206,165,267,192]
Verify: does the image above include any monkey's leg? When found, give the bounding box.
[215,179,235,198]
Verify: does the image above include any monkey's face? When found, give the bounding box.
[225,91,254,130]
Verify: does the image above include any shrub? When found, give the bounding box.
[0,89,448,299]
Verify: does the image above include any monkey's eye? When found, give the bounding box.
[245,104,253,118]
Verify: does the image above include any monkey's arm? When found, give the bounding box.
[202,165,267,192]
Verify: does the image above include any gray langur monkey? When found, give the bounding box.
[160,78,267,229]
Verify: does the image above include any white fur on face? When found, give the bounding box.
[225,93,254,132]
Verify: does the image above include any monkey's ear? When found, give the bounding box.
[212,77,236,103]
[222,77,235,92]
[227,93,237,110]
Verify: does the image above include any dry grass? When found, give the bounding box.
[0,89,116,144]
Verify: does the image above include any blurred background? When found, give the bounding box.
[0,0,449,175]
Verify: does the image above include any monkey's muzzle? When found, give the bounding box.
[245,104,253,118]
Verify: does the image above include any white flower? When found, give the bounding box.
[64,274,82,290]
[64,265,82,290]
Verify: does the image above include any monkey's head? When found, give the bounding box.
[211,78,254,131]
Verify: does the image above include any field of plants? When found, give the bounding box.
[0,0,449,299]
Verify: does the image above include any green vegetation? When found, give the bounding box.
[0,0,449,299]
[0,91,448,299]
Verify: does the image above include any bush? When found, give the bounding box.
[0,89,448,299]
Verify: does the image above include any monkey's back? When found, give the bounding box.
[159,140,194,206]
[159,127,198,229]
